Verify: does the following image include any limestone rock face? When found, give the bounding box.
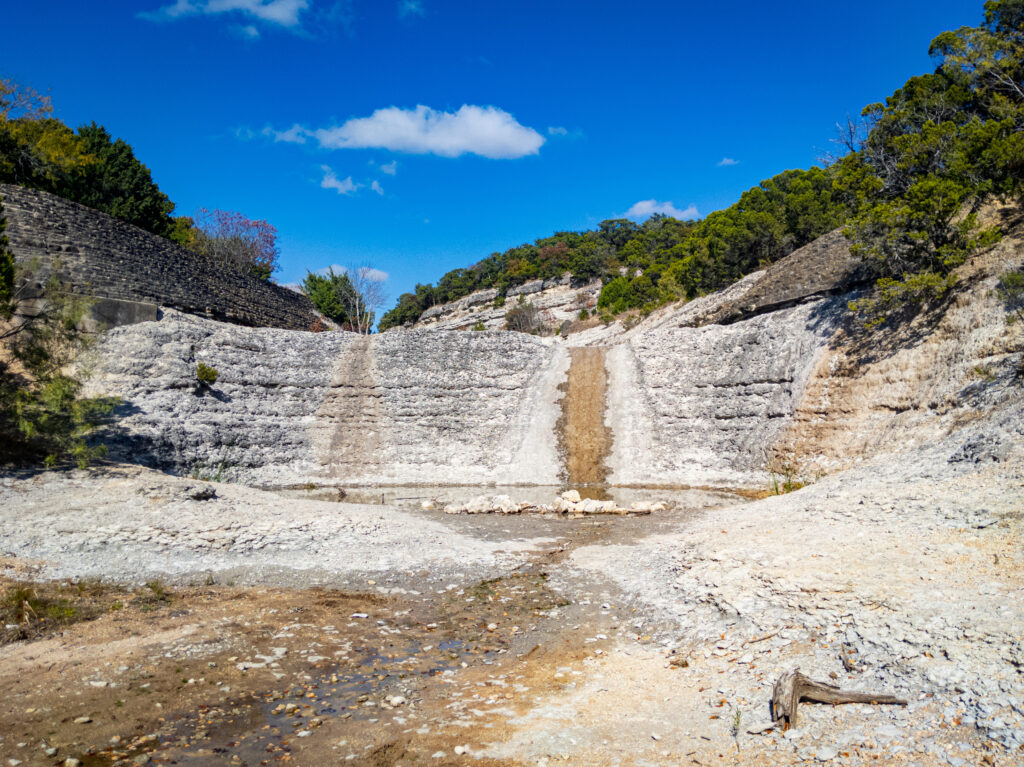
[605,298,845,487]
[86,311,566,487]
[703,229,870,325]
[411,277,600,332]
[81,220,1023,490]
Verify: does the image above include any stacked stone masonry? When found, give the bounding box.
[0,184,320,330]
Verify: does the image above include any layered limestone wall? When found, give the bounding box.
[774,232,1024,474]
[81,221,1023,490]
[0,184,320,330]
[605,298,844,487]
[85,311,566,487]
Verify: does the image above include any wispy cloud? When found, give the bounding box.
[288,104,545,159]
[234,23,260,38]
[397,0,425,18]
[320,165,359,195]
[263,123,308,144]
[140,0,310,31]
[624,199,698,220]
[370,179,384,195]
[314,264,389,282]
[547,124,584,141]
[717,157,739,167]
[379,160,397,175]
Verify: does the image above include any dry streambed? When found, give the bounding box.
[0,571,595,767]
[1,453,1023,767]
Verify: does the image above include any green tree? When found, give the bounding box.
[835,1,1024,325]
[0,78,179,239]
[302,267,354,327]
[302,266,385,334]
[73,122,175,237]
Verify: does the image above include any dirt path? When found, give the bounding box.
[559,347,612,489]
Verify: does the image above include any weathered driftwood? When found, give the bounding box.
[770,669,907,729]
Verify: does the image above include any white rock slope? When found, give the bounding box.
[85,311,566,487]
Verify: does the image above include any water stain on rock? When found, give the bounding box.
[558,347,613,495]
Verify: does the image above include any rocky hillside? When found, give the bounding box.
[410,274,601,332]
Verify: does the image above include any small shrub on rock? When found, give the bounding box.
[195,362,218,386]
[505,302,540,333]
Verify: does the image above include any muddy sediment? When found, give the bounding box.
[558,347,613,490]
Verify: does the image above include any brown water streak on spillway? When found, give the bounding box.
[559,347,613,488]
[321,336,382,476]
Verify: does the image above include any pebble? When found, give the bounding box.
[73,716,92,724]
[815,746,838,761]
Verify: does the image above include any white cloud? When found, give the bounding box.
[624,199,698,220]
[140,0,197,19]
[379,160,397,175]
[320,166,359,195]
[548,126,568,136]
[235,23,260,38]
[263,123,308,144]
[370,179,384,195]
[141,0,309,28]
[359,266,389,282]
[717,157,739,166]
[397,0,425,18]
[315,264,347,276]
[310,104,544,159]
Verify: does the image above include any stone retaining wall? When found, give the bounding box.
[0,184,320,331]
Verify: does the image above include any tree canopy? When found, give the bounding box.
[0,80,177,238]
[379,166,846,330]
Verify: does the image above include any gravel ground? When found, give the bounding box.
[565,431,1024,763]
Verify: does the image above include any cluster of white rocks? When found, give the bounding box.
[442,489,667,516]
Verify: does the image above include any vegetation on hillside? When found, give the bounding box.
[0,194,117,467]
[381,0,1024,331]
[0,80,176,238]
[380,166,846,330]
[841,0,1023,323]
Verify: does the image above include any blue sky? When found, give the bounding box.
[3,0,985,306]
